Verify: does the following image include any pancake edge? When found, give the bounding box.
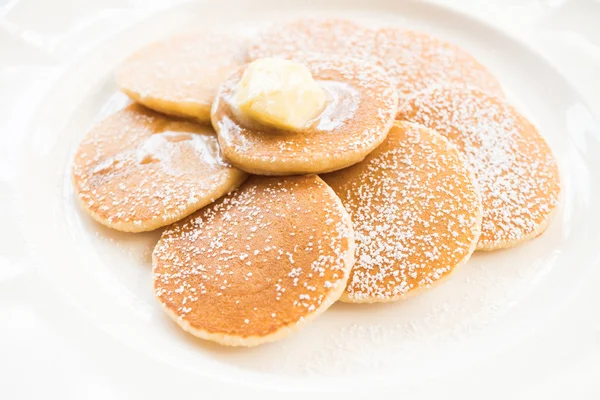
[73,168,248,233]
[338,122,483,303]
[118,86,213,124]
[152,177,356,346]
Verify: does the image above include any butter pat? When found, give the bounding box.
[233,58,327,131]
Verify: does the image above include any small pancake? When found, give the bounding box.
[72,104,247,232]
[211,55,398,175]
[116,33,245,123]
[153,175,355,346]
[370,28,503,112]
[246,18,372,61]
[397,85,560,250]
[322,122,482,303]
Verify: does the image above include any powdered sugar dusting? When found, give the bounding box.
[207,248,553,377]
[369,28,503,101]
[212,55,397,172]
[398,85,560,248]
[245,19,502,107]
[116,33,246,113]
[135,130,224,168]
[322,123,481,302]
[72,104,245,231]
[152,175,354,339]
[246,18,374,62]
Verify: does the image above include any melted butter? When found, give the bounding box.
[315,81,360,131]
[136,130,224,168]
[92,157,122,174]
[234,58,327,131]
[227,80,360,133]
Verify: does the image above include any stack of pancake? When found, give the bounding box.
[72,18,560,347]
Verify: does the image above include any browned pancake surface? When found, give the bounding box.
[247,21,502,112]
[322,122,481,302]
[371,28,503,111]
[397,85,560,249]
[211,56,398,175]
[153,175,354,345]
[72,104,247,232]
[116,33,246,122]
[246,18,372,61]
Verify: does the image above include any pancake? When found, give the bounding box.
[152,175,355,346]
[72,104,247,232]
[246,18,372,62]
[369,28,503,112]
[322,122,482,303]
[211,55,398,175]
[116,33,245,123]
[247,21,501,118]
[397,85,560,250]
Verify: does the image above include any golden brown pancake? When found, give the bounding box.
[246,18,372,61]
[322,122,482,303]
[72,104,247,232]
[153,175,355,346]
[247,21,502,112]
[211,55,398,175]
[116,33,245,123]
[370,28,503,113]
[397,85,560,250]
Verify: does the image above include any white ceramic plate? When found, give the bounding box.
[3,0,600,398]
